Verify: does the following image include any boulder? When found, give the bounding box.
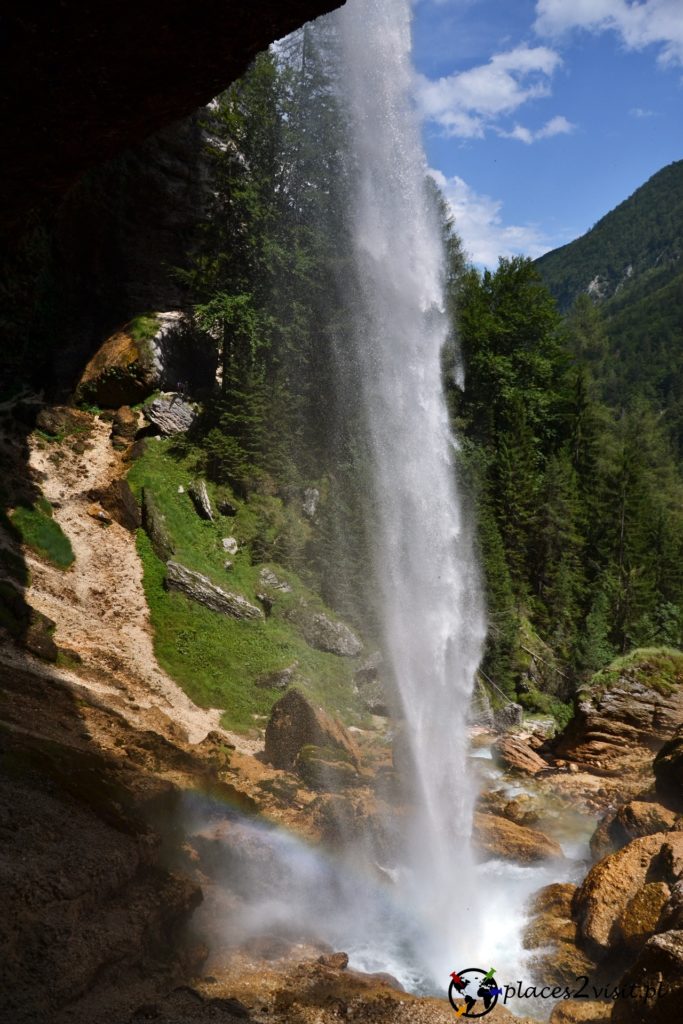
[35,405,90,438]
[616,881,670,951]
[222,537,238,555]
[494,702,524,730]
[264,689,360,771]
[472,812,564,864]
[76,321,160,407]
[549,1003,612,1024]
[144,394,197,435]
[654,725,683,804]
[611,929,683,1024]
[188,479,214,521]
[591,800,678,858]
[110,405,139,444]
[302,487,319,518]
[554,649,683,776]
[164,561,262,620]
[218,498,237,517]
[255,663,299,691]
[259,567,292,593]
[493,735,550,776]
[141,488,175,562]
[524,884,598,990]
[573,832,683,958]
[88,479,141,532]
[288,606,362,657]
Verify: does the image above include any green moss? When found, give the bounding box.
[586,647,683,699]
[129,438,364,733]
[128,313,160,344]
[10,504,74,568]
[518,686,574,730]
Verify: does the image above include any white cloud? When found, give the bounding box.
[498,113,576,143]
[535,0,683,66]
[416,45,565,139]
[429,168,553,267]
[630,106,659,117]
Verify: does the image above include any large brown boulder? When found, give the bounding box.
[493,735,550,776]
[472,812,564,864]
[616,881,670,951]
[611,929,683,1024]
[554,649,683,776]
[573,832,683,958]
[76,322,160,407]
[524,884,597,988]
[264,690,361,771]
[590,800,679,859]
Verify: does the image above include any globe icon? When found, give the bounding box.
[448,967,500,1018]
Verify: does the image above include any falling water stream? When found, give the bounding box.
[197,0,595,1012]
[334,0,486,982]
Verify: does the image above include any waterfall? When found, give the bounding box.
[335,0,487,984]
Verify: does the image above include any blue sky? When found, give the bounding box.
[411,0,683,266]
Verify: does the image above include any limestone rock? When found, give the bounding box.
[493,735,550,776]
[222,537,238,555]
[264,689,361,771]
[494,702,524,730]
[554,650,683,775]
[302,487,319,518]
[550,1003,612,1024]
[141,487,175,562]
[259,567,292,593]
[591,800,678,858]
[255,663,299,691]
[89,479,141,532]
[35,405,90,437]
[144,393,197,435]
[617,881,670,950]
[76,321,160,407]
[573,832,683,958]
[288,606,362,657]
[654,724,683,804]
[188,479,214,521]
[611,929,683,1024]
[164,561,262,620]
[472,812,565,864]
[111,405,139,444]
[524,884,597,990]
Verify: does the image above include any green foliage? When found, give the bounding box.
[586,647,683,699]
[128,437,363,732]
[128,313,160,344]
[10,503,74,568]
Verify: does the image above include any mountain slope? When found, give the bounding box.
[535,160,683,312]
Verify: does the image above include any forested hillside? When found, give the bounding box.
[117,41,683,725]
[535,161,683,457]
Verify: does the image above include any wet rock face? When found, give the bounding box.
[264,689,361,771]
[493,735,550,776]
[590,799,679,859]
[573,832,683,959]
[611,929,683,1024]
[0,0,342,236]
[472,811,564,864]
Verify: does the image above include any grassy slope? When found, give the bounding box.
[127,439,364,732]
